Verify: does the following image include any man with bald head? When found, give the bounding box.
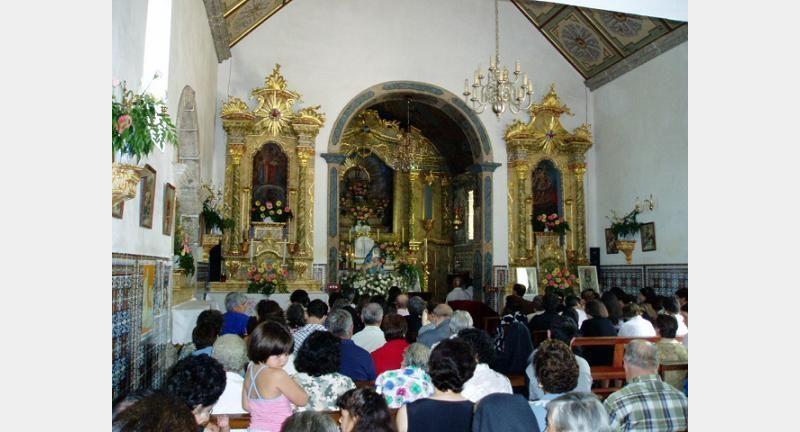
[416,304,454,348]
[604,340,688,431]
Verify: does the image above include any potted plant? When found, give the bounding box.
[607,207,643,264]
[201,186,235,234]
[112,73,177,205]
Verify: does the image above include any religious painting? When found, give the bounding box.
[640,222,657,252]
[162,183,176,235]
[139,165,157,229]
[532,160,562,220]
[578,265,600,293]
[493,265,508,289]
[605,228,619,254]
[112,201,124,219]
[252,142,288,221]
[141,264,157,335]
[340,154,394,230]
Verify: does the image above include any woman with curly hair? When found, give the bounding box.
[336,388,395,432]
[528,339,580,431]
[293,330,356,411]
[396,338,477,432]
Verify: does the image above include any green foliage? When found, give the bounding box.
[608,207,643,239]
[112,79,177,162]
[202,198,235,233]
[177,251,195,276]
[397,263,425,292]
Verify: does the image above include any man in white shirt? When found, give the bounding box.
[458,328,513,402]
[617,303,656,337]
[445,276,473,302]
[351,302,386,352]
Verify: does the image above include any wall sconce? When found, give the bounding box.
[636,194,656,212]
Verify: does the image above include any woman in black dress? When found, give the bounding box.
[579,300,617,366]
[396,338,477,432]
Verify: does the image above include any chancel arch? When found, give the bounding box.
[324,81,499,301]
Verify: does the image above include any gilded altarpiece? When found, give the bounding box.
[332,110,456,299]
[505,85,593,293]
[212,64,324,291]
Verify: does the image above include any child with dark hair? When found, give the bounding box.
[336,388,395,432]
[290,289,311,308]
[396,338,477,432]
[244,321,308,430]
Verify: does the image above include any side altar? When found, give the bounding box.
[209,64,325,293]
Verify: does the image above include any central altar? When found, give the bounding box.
[209,64,324,293]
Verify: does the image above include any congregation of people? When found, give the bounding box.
[113,283,688,432]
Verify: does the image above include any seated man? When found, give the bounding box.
[604,340,688,431]
[352,303,387,353]
[445,276,473,302]
[506,283,536,314]
[417,304,454,348]
[221,291,250,336]
[526,314,592,401]
[327,309,377,381]
[528,293,562,345]
[293,299,329,353]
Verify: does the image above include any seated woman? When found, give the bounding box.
[375,342,435,409]
[179,309,224,359]
[371,314,410,375]
[528,340,580,432]
[247,299,287,335]
[653,314,688,390]
[617,303,656,337]
[491,297,533,375]
[544,392,611,432]
[293,330,356,411]
[396,338,477,432]
[458,328,512,403]
[281,411,339,432]
[579,300,617,367]
[286,302,307,334]
[165,355,227,428]
[210,334,249,414]
[336,388,395,432]
[472,393,540,432]
[112,391,199,432]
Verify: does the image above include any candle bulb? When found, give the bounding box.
[464,79,469,94]
[515,60,520,73]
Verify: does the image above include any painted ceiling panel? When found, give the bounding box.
[225,0,289,47]
[512,0,686,80]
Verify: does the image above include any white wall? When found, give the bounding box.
[112,0,218,258]
[212,0,592,266]
[592,42,687,265]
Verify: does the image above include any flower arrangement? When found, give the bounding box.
[201,185,234,234]
[112,73,177,162]
[378,241,402,261]
[345,204,375,225]
[246,263,289,296]
[542,267,577,296]
[251,199,293,223]
[348,180,369,197]
[533,213,570,235]
[341,270,405,297]
[174,237,195,276]
[607,207,643,240]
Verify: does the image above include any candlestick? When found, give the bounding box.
[348,228,352,242]
[527,229,534,251]
[423,238,428,263]
[402,228,405,243]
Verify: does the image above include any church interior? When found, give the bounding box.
[111,0,688,428]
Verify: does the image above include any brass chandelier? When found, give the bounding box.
[463,0,535,118]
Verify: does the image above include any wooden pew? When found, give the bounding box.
[571,336,686,399]
[212,409,399,429]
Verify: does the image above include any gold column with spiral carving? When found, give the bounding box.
[513,161,530,263]
[294,143,315,256]
[570,162,588,263]
[227,143,246,254]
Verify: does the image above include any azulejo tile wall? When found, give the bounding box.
[112,253,173,404]
[598,264,687,296]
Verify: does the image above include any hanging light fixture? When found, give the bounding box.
[463,0,534,118]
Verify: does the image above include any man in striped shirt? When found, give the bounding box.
[292,299,329,353]
[604,340,687,431]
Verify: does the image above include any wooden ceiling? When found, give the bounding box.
[206,0,686,86]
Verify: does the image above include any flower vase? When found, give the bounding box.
[615,239,636,264]
[263,217,274,223]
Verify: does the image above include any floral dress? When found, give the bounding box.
[292,372,355,411]
[374,366,435,409]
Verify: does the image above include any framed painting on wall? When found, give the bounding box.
[605,228,618,254]
[577,265,599,293]
[163,183,176,235]
[139,165,157,229]
[640,222,657,251]
[112,201,124,219]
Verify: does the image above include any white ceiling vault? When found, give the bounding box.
[200,0,687,89]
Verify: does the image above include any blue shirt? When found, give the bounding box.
[340,339,377,381]
[221,311,250,336]
[529,393,565,432]
[192,346,213,357]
